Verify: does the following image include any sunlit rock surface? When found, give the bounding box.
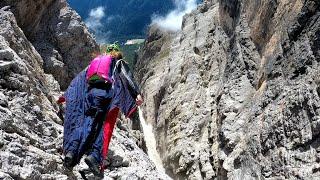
[0,1,170,179]
[136,0,320,179]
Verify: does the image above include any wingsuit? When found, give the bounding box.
[61,54,140,175]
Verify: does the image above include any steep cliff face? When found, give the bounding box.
[0,7,65,179]
[136,0,320,179]
[0,0,99,90]
[0,1,169,179]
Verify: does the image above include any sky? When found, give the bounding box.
[85,7,111,44]
[82,0,200,43]
[151,0,198,31]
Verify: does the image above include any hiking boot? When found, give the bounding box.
[64,152,75,170]
[85,155,102,177]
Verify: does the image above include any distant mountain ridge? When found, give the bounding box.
[67,0,176,42]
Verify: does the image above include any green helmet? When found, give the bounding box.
[106,42,120,53]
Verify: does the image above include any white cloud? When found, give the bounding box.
[85,6,105,29]
[89,6,105,19]
[152,0,197,31]
[85,6,109,44]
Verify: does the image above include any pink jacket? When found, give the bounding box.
[86,55,114,83]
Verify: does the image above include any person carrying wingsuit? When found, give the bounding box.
[57,43,143,177]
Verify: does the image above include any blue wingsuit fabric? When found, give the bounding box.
[63,70,88,157]
[63,60,138,165]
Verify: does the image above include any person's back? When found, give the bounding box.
[62,43,143,178]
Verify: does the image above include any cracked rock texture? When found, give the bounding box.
[135,0,320,179]
[0,0,99,90]
[0,1,169,179]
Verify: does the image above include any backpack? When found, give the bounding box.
[86,55,114,83]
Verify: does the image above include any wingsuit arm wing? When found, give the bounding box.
[116,60,141,98]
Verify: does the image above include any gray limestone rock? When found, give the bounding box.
[1,0,99,90]
[136,0,320,179]
[0,8,65,179]
[0,1,170,180]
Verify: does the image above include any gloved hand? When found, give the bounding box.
[57,96,66,104]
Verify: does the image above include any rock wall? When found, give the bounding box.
[0,0,99,90]
[0,7,65,179]
[0,1,169,179]
[135,0,320,179]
